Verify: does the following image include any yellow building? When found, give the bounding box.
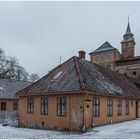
[17,55,140,132]
[0,78,31,124]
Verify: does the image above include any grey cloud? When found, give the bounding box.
[0,1,140,77]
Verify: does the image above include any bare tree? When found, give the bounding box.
[15,66,29,81]
[0,48,39,82]
[29,73,40,82]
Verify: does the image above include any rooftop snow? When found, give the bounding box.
[0,79,32,99]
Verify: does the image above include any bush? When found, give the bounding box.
[0,111,19,126]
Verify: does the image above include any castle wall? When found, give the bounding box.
[116,62,140,80]
[90,50,121,71]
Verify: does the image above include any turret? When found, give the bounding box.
[121,18,135,59]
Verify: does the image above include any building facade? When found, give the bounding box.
[0,78,31,124]
[89,21,140,81]
[17,55,140,131]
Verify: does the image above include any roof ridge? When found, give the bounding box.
[99,41,114,49]
[74,57,86,90]
[89,41,116,54]
[16,56,78,96]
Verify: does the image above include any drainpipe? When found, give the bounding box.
[82,94,85,132]
[69,95,72,130]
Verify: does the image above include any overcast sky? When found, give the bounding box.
[0,1,140,77]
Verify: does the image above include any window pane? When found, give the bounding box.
[57,97,66,116]
[41,97,48,115]
[1,102,6,110]
[13,102,18,111]
[27,97,34,113]
[107,99,113,116]
[126,100,129,115]
[93,98,100,117]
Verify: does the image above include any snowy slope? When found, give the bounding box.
[0,120,140,139]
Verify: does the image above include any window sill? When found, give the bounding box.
[27,112,34,114]
[93,116,100,117]
[41,114,48,115]
[57,115,66,117]
[107,115,113,117]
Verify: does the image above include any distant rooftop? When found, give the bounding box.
[89,41,117,54]
[0,79,32,99]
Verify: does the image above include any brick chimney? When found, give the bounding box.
[79,50,86,59]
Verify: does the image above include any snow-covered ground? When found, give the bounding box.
[0,119,140,139]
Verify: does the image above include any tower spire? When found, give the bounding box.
[121,17,135,59]
[126,16,131,34]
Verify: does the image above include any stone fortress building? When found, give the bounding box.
[89,21,140,84]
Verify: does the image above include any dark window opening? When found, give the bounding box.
[42,122,44,127]
[1,102,7,110]
[133,71,136,75]
[126,100,129,115]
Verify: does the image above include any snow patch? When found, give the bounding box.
[0,111,18,126]
[0,120,140,139]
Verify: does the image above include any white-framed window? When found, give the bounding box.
[41,97,48,115]
[117,99,122,115]
[93,97,100,117]
[27,97,34,114]
[57,97,66,116]
[107,99,113,116]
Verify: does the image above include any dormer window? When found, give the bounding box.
[53,71,63,80]
[0,87,4,91]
